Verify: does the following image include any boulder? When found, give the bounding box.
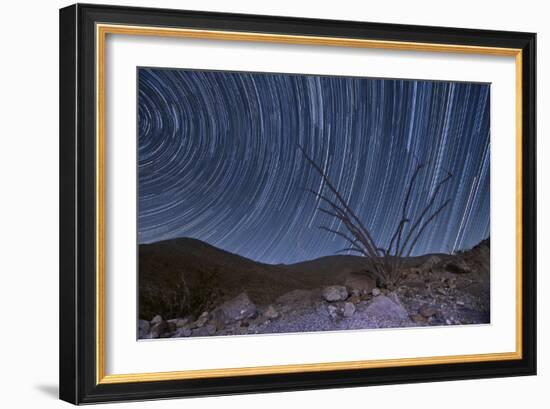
[150,314,163,325]
[343,302,356,318]
[138,319,150,338]
[166,318,189,332]
[166,318,189,328]
[205,323,217,335]
[264,305,279,319]
[209,309,226,331]
[192,323,217,337]
[327,304,339,319]
[248,313,270,328]
[218,292,257,323]
[173,326,192,337]
[322,285,348,302]
[365,294,409,321]
[194,311,209,328]
[149,321,167,339]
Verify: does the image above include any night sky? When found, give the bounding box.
[138,68,490,264]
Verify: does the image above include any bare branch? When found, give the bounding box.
[405,199,451,257]
[388,218,409,255]
[398,171,453,257]
[318,226,365,254]
[335,247,368,256]
[394,163,424,253]
[306,187,380,258]
[298,145,380,253]
[299,144,454,289]
[401,163,425,220]
[318,208,379,258]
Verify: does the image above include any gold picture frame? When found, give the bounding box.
[60,4,536,404]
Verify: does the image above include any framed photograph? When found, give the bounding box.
[59,3,536,404]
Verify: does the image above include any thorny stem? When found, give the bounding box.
[299,144,453,288]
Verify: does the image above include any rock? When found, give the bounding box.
[343,302,356,318]
[166,319,177,331]
[209,309,226,331]
[372,288,381,297]
[218,292,257,322]
[149,321,166,338]
[327,304,338,319]
[150,314,163,325]
[322,285,348,302]
[348,295,361,304]
[419,304,437,318]
[235,325,249,335]
[365,295,410,321]
[148,315,166,338]
[166,318,189,332]
[173,326,192,337]
[190,323,217,337]
[167,318,189,328]
[264,305,279,319]
[249,314,269,327]
[192,325,214,337]
[194,311,209,328]
[345,273,376,295]
[138,319,150,338]
[206,323,217,335]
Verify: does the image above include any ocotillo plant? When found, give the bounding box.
[299,145,452,289]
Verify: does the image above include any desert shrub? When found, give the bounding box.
[300,145,452,289]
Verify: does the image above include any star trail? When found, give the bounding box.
[138,68,490,264]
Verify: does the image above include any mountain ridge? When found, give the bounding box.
[140,237,369,320]
[139,236,488,320]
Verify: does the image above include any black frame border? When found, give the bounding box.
[59,3,536,404]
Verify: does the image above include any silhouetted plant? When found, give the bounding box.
[299,145,453,289]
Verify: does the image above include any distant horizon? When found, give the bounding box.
[138,68,490,264]
[139,234,490,266]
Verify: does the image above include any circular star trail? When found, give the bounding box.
[138,68,490,264]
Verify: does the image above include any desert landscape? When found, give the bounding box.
[137,69,491,340]
[138,237,489,339]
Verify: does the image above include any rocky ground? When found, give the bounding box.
[139,239,490,339]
